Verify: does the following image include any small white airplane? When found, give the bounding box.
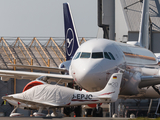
[2,73,122,117]
[1,0,160,99]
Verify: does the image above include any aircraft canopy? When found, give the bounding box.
[10,84,75,106]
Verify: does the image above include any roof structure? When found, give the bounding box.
[121,0,160,31]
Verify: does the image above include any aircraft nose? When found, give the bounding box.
[71,59,106,90]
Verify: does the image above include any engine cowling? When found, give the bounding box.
[59,61,71,75]
[23,80,46,92]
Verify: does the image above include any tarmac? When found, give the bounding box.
[0,117,130,120]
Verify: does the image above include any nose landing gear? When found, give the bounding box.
[10,106,23,117]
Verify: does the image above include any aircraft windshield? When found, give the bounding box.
[108,52,115,60]
[92,52,103,58]
[104,52,111,60]
[73,52,81,60]
[80,52,91,58]
[75,52,115,59]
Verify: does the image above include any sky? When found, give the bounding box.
[0,0,98,38]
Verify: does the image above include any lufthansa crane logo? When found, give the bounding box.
[66,28,74,56]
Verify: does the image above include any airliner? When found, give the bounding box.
[1,0,160,99]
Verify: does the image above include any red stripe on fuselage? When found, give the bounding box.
[72,99,98,102]
[99,91,115,96]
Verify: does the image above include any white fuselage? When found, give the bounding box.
[5,75,122,110]
[70,39,160,98]
[6,90,112,110]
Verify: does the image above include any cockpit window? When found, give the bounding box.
[104,52,111,60]
[108,52,115,60]
[73,52,81,60]
[80,52,91,58]
[92,52,103,58]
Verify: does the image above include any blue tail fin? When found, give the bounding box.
[63,3,79,61]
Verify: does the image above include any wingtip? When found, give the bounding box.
[2,96,8,100]
[2,96,14,100]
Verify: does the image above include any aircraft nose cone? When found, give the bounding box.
[71,59,106,91]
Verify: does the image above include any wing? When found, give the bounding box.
[8,64,67,73]
[2,96,63,108]
[139,75,160,88]
[0,70,73,83]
